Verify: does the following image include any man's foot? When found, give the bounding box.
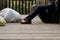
[21,19,31,24]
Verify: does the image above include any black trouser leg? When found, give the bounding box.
[25,6,42,21]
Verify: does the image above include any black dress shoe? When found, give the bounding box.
[21,19,31,24]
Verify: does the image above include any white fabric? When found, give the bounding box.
[0,8,21,22]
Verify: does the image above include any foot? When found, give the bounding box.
[21,19,31,24]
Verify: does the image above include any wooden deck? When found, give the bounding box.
[0,15,60,40]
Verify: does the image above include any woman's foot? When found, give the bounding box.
[21,19,31,24]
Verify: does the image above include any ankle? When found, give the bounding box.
[24,18,30,22]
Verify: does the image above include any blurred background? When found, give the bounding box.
[0,0,52,14]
